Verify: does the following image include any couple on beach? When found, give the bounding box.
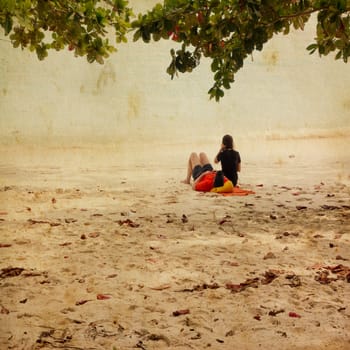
[182,134,241,193]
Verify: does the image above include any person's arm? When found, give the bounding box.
[237,152,241,172]
[214,145,224,164]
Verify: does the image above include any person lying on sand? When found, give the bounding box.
[181,152,234,193]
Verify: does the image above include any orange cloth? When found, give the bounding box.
[221,187,255,196]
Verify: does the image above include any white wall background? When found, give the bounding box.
[1,1,349,156]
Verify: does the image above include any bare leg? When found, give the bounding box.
[182,152,200,184]
[199,152,210,166]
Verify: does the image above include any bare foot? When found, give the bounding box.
[181,179,190,184]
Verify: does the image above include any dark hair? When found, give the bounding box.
[222,134,233,149]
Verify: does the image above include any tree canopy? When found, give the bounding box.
[1,0,349,100]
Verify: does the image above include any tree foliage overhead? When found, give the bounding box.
[0,0,133,63]
[132,0,350,100]
[1,1,349,100]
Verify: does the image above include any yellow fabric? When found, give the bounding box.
[210,180,234,193]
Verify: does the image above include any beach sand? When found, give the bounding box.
[0,140,349,350]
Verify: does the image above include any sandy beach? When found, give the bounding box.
[1,2,349,346]
[0,139,349,350]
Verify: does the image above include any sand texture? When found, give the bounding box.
[0,145,349,350]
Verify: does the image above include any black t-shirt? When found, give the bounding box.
[216,149,241,186]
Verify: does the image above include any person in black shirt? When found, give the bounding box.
[214,134,241,186]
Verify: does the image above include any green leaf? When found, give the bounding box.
[335,50,342,60]
[141,27,151,42]
[211,58,219,72]
[36,45,48,60]
[214,71,222,81]
[133,29,141,42]
[4,14,13,35]
[152,32,161,41]
[306,43,318,54]
[336,0,347,11]
[223,79,231,90]
[215,88,224,102]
